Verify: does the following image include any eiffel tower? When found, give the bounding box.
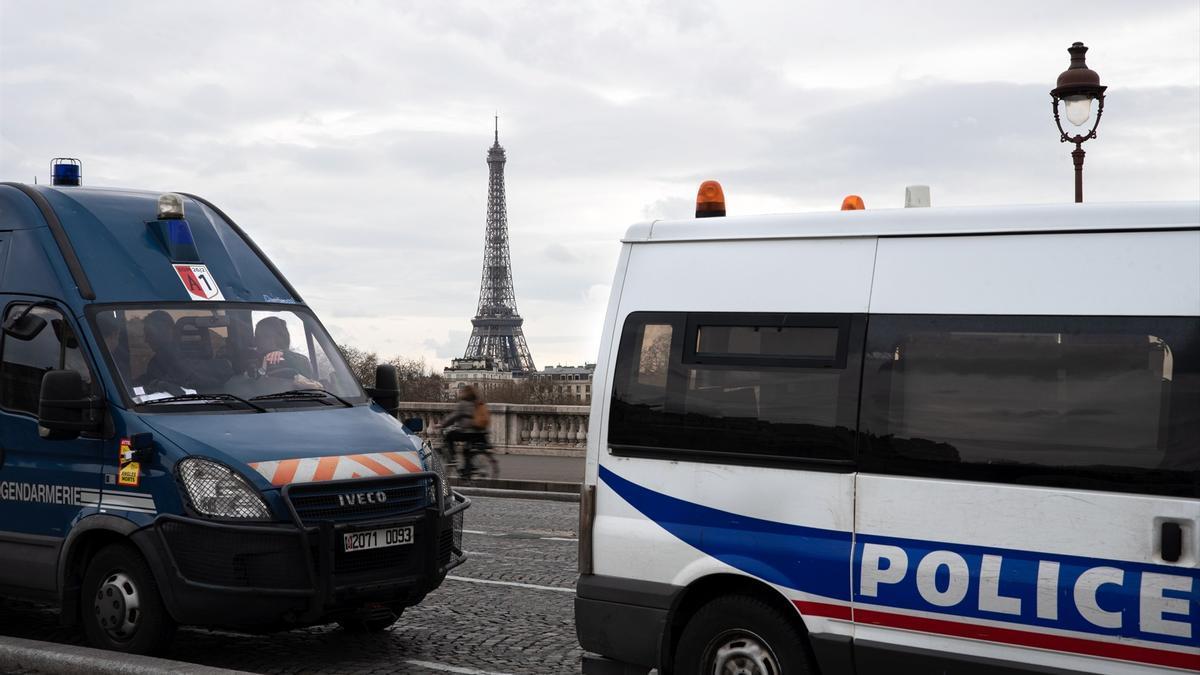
[460,117,536,375]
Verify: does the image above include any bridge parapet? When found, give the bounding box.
[398,402,590,457]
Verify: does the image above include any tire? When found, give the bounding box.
[674,595,814,675]
[476,452,499,480]
[81,543,176,655]
[338,609,401,633]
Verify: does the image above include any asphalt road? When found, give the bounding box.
[0,496,583,674]
[493,454,583,483]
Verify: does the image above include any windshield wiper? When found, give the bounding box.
[249,389,353,408]
[141,393,267,413]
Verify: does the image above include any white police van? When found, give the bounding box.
[575,187,1199,675]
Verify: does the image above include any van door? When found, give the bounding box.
[589,235,877,667]
[853,231,1200,674]
[0,300,105,594]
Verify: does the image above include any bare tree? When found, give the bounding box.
[337,345,447,402]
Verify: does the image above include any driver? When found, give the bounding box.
[253,317,318,385]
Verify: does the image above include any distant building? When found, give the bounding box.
[533,364,596,404]
[442,357,516,400]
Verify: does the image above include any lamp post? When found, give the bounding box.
[1051,42,1107,203]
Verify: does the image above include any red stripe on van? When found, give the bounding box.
[853,606,1199,671]
[793,599,852,621]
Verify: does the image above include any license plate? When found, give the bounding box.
[343,526,414,552]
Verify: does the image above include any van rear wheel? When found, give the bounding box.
[81,544,176,655]
[674,595,813,675]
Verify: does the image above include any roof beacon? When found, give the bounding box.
[905,185,931,208]
[841,195,865,211]
[695,180,726,218]
[157,193,186,220]
[50,158,82,186]
[151,193,200,262]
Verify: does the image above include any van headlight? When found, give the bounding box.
[178,458,271,519]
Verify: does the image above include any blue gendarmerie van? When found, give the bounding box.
[0,163,468,654]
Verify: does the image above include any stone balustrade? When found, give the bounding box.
[397,401,590,457]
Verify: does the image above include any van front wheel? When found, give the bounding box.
[674,595,814,675]
[81,544,176,654]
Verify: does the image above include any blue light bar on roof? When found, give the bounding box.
[51,158,82,186]
[149,218,201,262]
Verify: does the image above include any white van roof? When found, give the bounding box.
[623,201,1200,243]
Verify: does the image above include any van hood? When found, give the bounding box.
[140,404,425,490]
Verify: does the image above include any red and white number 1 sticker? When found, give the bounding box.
[173,264,225,301]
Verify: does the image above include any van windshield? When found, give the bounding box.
[91,305,365,408]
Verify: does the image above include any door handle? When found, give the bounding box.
[1161,521,1182,563]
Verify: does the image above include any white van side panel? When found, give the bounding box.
[854,476,1198,675]
[870,230,1200,316]
[860,228,1199,673]
[585,242,634,487]
[592,236,877,638]
[617,237,878,314]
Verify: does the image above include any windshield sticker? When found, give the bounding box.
[250,452,422,487]
[174,263,225,301]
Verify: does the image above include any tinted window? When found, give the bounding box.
[91,305,364,406]
[861,315,1200,496]
[608,313,863,465]
[1,305,96,415]
[696,325,840,359]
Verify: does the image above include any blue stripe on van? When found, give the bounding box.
[598,465,1199,651]
[598,464,852,601]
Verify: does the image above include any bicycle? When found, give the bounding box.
[433,428,499,480]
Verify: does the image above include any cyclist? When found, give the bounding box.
[441,384,491,477]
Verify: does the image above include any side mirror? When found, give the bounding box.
[367,363,400,418]
[402,417,424,433]
[2,312,47,341]
[129,432,156,464]
[38,370,104,440]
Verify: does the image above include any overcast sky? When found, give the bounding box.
[2,1,1198,370]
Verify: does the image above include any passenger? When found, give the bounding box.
[138,310,182,392]
[138,311,232,394]
[441,385,490,476]
[253,316,318,386]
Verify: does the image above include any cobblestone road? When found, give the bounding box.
[0,496,583,674]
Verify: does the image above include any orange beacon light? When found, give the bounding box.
[695,180,726,218]
[841,195,865,211]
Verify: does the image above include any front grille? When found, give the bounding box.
[160,520,310,590]
[287,476,431,525]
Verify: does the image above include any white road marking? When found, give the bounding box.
[462,529,576,541]
[402,659,516,675]
[445,575,574,594]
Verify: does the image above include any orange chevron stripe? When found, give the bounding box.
[352,454,395,477]
[273,458,300,486]
[383,451,421,473]
[313,456,340,482]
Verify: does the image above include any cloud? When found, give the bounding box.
[1,0,1196,370]
[543,243,577,263]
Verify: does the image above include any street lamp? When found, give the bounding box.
[1051,41,1107,203]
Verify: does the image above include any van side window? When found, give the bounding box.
[1,305,96,415]
[860,315,1200,497]
[608,312,863,465]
